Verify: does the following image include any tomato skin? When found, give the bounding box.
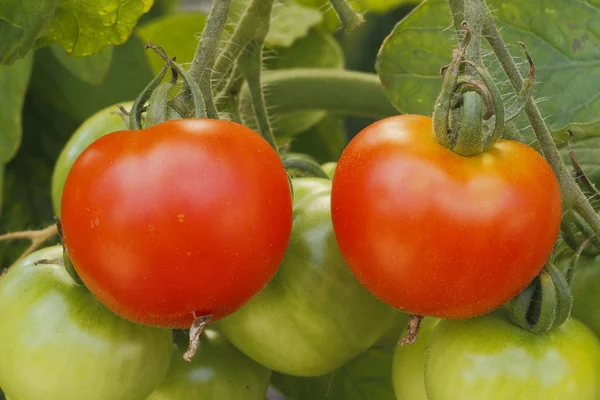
[218,178,397,376]
[0,246,173,400]
[51,102,132,217]
[331,114,562,318]
[147,328,271,400]
[392,318,439,400]
[60,118,293,328]
[424,311,600,399]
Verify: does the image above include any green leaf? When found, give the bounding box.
[376,0,452,117]
[266,2,322,47]
[377,0,600,138]
[136,12,207,74]
[50,44,113,85]
[29,34,154,122]
[559,136,600,191]
[0,52,33,164]
[294,0,341,32]
[0,0,59,64]
[265,29,344,69]
[0,102,75,268]
[229,0,322,48]
[357,0,422,13]
[272,345,396,400]
[140,0,180,23]
[0,52,33,216]
[38,0,154,56]
[294,0,421,32]
[289,114,347,163]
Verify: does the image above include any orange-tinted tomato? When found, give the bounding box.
[61,119,293,328]
[331,115,561,318]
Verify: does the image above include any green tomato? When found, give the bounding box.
[218,178,396,376]
[425,310,600,400]
[373,309,409,347]
[148,328,271,400]
[0,246,173,400]
[555,250,600,337]
[392,318,439,400]
[321,162,337,179]
[571,258,600,337]
[51,102,131,216]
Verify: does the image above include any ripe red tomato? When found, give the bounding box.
[331,114,562,318]
[60,118,293,328]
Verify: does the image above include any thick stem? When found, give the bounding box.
[231,0,277,151]
[239,69,397,119]
[240,40,277,150]
[212,0,275,92]
[329,0,364,31]
[174,0,233,118]
[479,4,600,239]
[452,0,485,156]
[432,24,470,148]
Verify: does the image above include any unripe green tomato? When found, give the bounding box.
[147,328,271,400]
[51,102,132,216]
[218,178,397,376]
[425,310,600,400]
[392,318,439,400]
[0,246,173,400]
[321,162,337,178]
[555,250,600,337]
[374,309,409,347]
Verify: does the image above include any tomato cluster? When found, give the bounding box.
[1,104,598,400]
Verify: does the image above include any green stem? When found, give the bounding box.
[129,61,169,130]
[432,23,470,148]
[212,0,275,93]
[170,58,207,119]
[173,0,232,118]
[452,0,485,156]
[502,121,524,141]
[239,39,278,151]
[479,3,600,239]
[329,0,364,31]
[146,68,178,127]
[238,69,397,119]
[281,153,329,179]
[231,0,277,151]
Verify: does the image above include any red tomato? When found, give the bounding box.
[331,115,562,319]
[61,119,293,328]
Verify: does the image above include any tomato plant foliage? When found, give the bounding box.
[377,0,600,141]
